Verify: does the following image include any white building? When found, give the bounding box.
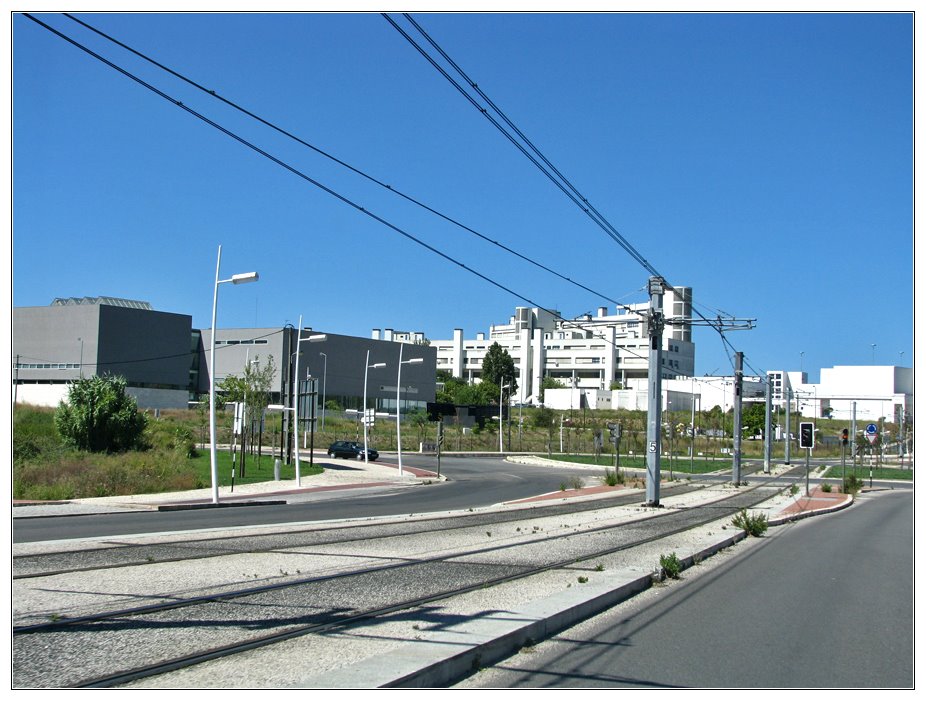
[378,289,694,405]
[787,365,913,424]
[542,375,765,413]
[537,365,913,431]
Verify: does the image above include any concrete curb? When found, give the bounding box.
[767,493,854,527]
[303,529,748,688]
[155,500,288,512]
[303,487,856,688]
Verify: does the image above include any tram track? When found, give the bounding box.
[13,467,804,688]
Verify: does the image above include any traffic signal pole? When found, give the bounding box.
[799,421,815,496]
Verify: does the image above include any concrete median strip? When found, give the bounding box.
[302,529,748,689]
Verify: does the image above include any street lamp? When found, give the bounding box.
[291,314,326,487]
[396,342,423,477]
[319,352,328,430]
[209,245,258,505]
[499,381,511,453]
[363,350,387,464]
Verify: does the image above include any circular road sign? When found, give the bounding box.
[866,423,878,435]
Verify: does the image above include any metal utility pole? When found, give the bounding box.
[785,386,792,465]
[645,276,665,506]
[763,373,773,474]
[732,351,744,485]
[849,402,858,475]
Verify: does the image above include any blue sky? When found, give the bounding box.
[12,12,914,382]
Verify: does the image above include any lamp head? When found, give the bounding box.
[231,272,259,284]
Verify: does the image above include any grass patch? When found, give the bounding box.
[187,450,322,488]
[542,453,731,474]
[823,464,913,482]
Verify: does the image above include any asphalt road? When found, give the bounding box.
[459,488,913,688]
[12,456,601,543]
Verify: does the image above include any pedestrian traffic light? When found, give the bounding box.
[799,422,814,449]
[841,428,849,446]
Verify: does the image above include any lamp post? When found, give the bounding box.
[319,352,328,430]
[363,350,386,464]
[396,342,423,477]
[291,314,326,486]
[499,381,510,453]
[209,245,258,505]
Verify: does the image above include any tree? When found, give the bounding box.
[218,355,276,415]
[482,342,518,394]
[742,402,769,437]
[54,375,147,453]
[539,376,566,403]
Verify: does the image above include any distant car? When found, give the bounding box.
[327,440,378,461]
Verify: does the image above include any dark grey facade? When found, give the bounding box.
[14,299,437,413]
[13,298,193,409]
[198,327,437,414]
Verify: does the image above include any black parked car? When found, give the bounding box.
[327,440,379,461]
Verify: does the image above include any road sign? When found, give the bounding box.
[866,434,878,445]
[866,423,878,436]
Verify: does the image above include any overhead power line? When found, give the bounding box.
[387,13,756,365]
[23,13,652,364]
[61,12,638,317]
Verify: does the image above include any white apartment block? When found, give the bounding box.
[375,287,694,405]
[786,365,913,424]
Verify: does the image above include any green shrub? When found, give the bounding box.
[731,509,768,537]
[843,475,863,495]
[660,552,682,579]
[145,418,197,458]
[821,482,832,493]
[602,467,625,487]
[54,376,147,453]
[13,405,66,464]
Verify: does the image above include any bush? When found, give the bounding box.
[602,467,625,486]
[660,552,682,579]
[14,405,66,464]
[843,475,863,495]
[821,482,832,493]
[731,509,768,537]
[55,375,147,453]
[145,417,197,458]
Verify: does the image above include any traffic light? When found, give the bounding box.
[841,428,849,446]
[799,422,815,449]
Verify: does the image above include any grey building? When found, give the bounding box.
[15,299,437,416]
[197,326,438,416]
[13,297,193,410]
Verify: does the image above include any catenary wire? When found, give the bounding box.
[388,13,747,347]
[61,12,639,317]
[23,14,653,366]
